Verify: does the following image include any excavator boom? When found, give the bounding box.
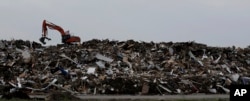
[40,20,81,44]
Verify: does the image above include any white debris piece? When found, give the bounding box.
[188,51,203,66]
[181,79,191,85]
[87,67,96,74]
[221,64,228,68]
[216,85,230,94]
[201,49,208,60]
[158,84,172,93]
[225,78,232,85]
[43,61,52,71]
[0,41,5,49]
[188,51,196,60]
[213,55,221,64]
[197,60,204,66]
[95,53,113,62]
[44,78,57,90]
[168,47,174,55]
[245,60,250,65]
[25,79,57,92]
[208,88,217,93]
[17,77,22,88]
[51,83,77,94]
[9,82,18,88]
[221,64,232,73]
[230,74,240,82]
[96,61,106,68]
[16,48,31,63]
[225,67,232,73]
[176,89,182,94]
[60,54,79,65]
[0,79,5,85]
[106,68,113,75]
[81,76,88,80]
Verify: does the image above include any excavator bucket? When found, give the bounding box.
[39,37,46,44]
[39,37,51,44]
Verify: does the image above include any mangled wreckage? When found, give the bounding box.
[0,39,250,96]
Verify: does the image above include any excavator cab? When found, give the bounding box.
[65,35,81,44]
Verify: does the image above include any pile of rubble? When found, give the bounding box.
[0,39,250,95]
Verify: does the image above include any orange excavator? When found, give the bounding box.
[39,20,81,44]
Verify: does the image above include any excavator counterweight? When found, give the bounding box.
[40,20,81,44]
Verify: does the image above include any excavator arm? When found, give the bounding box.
[42,20,67,37]
[40,20,81,44]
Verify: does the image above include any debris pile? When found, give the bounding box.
[45,91,81,101]
[0,39,250,95]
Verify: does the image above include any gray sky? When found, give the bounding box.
[1,0,250,47]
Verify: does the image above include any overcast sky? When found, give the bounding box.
[0,0,250,47]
